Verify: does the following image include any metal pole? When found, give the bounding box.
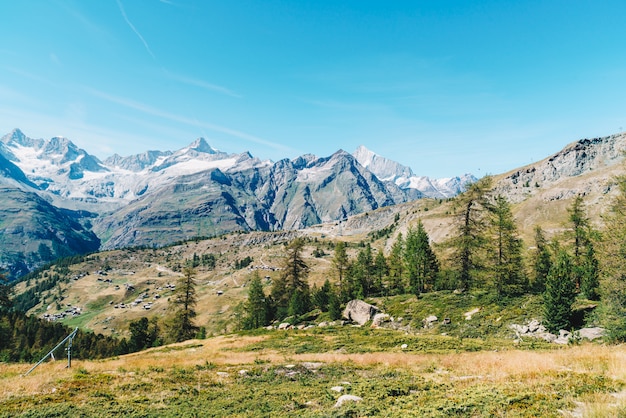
[24,327,78,376]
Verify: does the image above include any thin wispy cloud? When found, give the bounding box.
[167,72,242,98]
[116,0,155,60]
[83,87,290,152]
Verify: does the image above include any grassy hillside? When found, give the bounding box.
[1,330,625,417]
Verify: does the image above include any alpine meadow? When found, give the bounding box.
[3,2,626,416]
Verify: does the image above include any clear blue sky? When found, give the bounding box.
[1,1,625,178]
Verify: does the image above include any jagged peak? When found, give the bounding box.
[187,137,217,154]
[353,145,376,166]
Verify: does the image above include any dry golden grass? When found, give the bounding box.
[3,335,626,407]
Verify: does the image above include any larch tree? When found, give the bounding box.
[168,266,199,342]
[0,271,12,312]
[404,220,439,295]
[450,176,493,290]
[387,233,405,294]
[531,226,552,293]
[271,238,310,318]
[332,241,349,295]
[490,195,526,297]
[543,250,576,333]
[598,174,626,340]
[242,272,268,329]
[373,249,388,296]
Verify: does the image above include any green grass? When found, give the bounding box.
[2,356,621,417]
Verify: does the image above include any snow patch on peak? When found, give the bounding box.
[353,145,377,168]
[187,137,217,154]
[352,145,474,198]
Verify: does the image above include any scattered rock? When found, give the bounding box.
[554,330,571,345]
[278,322,291,330]
[423,315,438,328]
[318,321,328,327]
[464,308,480,320]
[301,362,324,371]
[401,344,408,350]
[578,327,606,341]
[342,300,380,325]
[527,319,541,333]
[510,321,606,344]
[330,386,344,393]
[371,313,390,327]
[333,394,363,408]
[238,370,248,376]
[216,372,229,378]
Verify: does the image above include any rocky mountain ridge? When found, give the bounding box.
[0,129,472,277]
[2,128,625,279]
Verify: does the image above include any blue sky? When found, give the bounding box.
[1,1,625,178]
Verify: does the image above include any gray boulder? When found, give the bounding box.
[578,327,606,341]
[333,394,363,408]
[371,313,390,327]
[342,300,379,325]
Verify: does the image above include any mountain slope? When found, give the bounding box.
[0,186,100,277]
[94,150,407,249]
[353,145,475,198]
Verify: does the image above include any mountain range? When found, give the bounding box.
[0,129,474,278]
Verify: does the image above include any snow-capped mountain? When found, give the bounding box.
[0,129,271,211]
[353,145,476,198]
[0,128,473,277]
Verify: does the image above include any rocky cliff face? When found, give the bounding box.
[495,133,626,204]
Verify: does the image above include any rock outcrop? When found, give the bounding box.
[342,300,380,325]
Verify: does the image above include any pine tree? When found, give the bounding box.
[373,250,387,296]
[242,272,268,329]
[580,241,600,300]
[332,241,349,289]
[313,279,332,312]
[0,271,12,312]
[355,244,374,297]
[128,317,150,352]
[531,226,552,293]
[387,234,405,294]
[271,238,310,318]
[598,174,626,340]
[450,176,493,290]
[543,250,576,333]
[404,221,439,295]
[167,266,199,342]
[328,291,342,320]
[567,195,592,291]
[490,195,526,297]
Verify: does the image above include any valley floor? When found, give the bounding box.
[1,328,625,417]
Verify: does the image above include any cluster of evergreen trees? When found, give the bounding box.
[237,175,621,337]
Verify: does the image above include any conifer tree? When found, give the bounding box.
[450,176,493,290]
[543,250,576,333]
[404,221,439,295]
[332,241,349,294]
[242,272,268,329]
[355,244,374,296]
[531,226,552,293]
[271,238,310,318]
[328,291,342,320]
[387,234,405,294]
[0,271,12,312]
[490,195,526,297]
[598,174,626,340]
[313,279,332,312]
[580,241,600,300]
[168,266,199,342]
[567,195,596,293]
